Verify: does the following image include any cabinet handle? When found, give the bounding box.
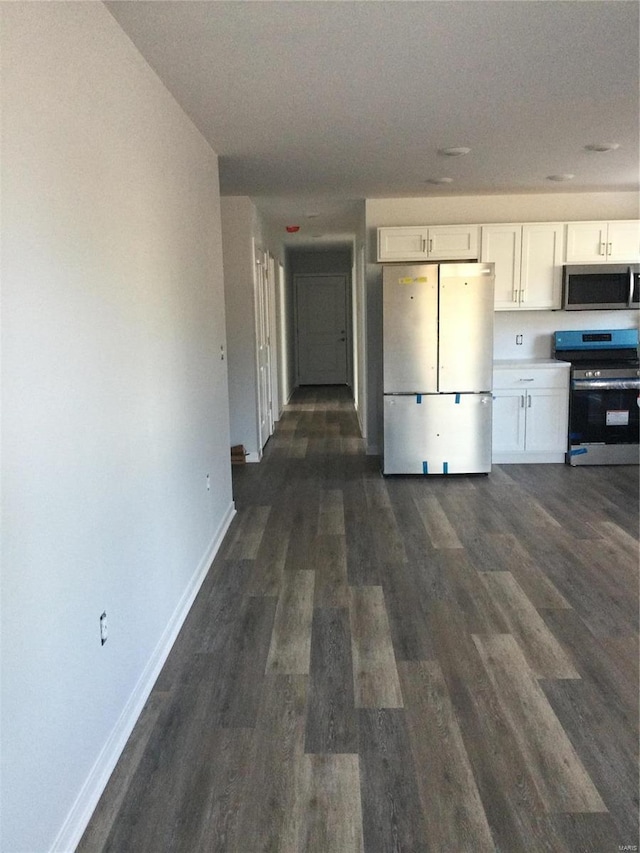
[520,288,525,303]
[520,395,525,407]
[422,238,427,252]
[608,242,612,256]
[527,394,532,408]
[429,238,433,253]
[512,289,519,303]
[518,378,534,382]
[599,241,606,256]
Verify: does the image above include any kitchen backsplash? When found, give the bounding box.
[494,309,639,360]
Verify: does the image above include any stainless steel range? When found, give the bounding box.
[553,329,639,465]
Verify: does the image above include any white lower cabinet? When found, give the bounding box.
[492,362,570,463]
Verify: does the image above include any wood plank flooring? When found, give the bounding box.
[79,385,639,853]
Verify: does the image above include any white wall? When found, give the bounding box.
[364,192,639,452]
[365,193,640,238]
[494,309,639,360]
[1,6,234,851]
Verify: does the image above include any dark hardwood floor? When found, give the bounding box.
[79,385,639,852]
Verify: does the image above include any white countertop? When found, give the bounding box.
[494,358,571,368]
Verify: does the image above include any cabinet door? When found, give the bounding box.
[481,225,521,309]
[492,389,526,453]
[428,225,479,260]
[377,227,429,262]
[606,221,640,262]
[519,223,564,310]
[524,389,568,454]
[565,222,608,263]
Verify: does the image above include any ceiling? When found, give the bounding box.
[106,1,639,246]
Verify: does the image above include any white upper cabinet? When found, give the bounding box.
[427,225,479,260]
[480,225,521,308]
[565,221,640,263]
[377,225,479,262]
[481,223,563,311]
[377,227,429,261]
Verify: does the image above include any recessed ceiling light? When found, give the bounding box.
[438,147,471,157]
[585,143,620,152]
[426,177,454,184]
[547,173,575,182]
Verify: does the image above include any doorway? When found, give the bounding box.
[294,273,349,385]
[254,245,273,449]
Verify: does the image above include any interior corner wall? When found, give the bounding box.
[221,196,285,458]
[221,196,260,457]
[0,5,234,851]
[351,201,369,440]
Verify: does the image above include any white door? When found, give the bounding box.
[524,389,568,454]
[481,224,522,309]
[607,221,640,262]
[296,274,348,385]
[378,227,429,262]
[267,253,280,421]
[427,225,479,260]
[492,390,526,454]
[519,223,563,310]
[565,222,608,263]
[254,247,272,448]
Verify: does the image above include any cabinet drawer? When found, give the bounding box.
[493,367,569,390]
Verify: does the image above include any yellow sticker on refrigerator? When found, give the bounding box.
[398,276,429,285]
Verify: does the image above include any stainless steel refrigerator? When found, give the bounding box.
[382,262,495,475]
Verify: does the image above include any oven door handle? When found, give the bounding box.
[629,266,635,307]
[571,378,640,391]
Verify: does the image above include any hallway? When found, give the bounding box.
[80,386,639,852]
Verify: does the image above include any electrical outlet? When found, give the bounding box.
[99,611,108,646]
[516,334,524,345]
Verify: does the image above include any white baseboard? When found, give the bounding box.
[51,501,236,853]
[246,450,261,463]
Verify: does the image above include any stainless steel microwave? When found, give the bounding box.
[562,264,640,310]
